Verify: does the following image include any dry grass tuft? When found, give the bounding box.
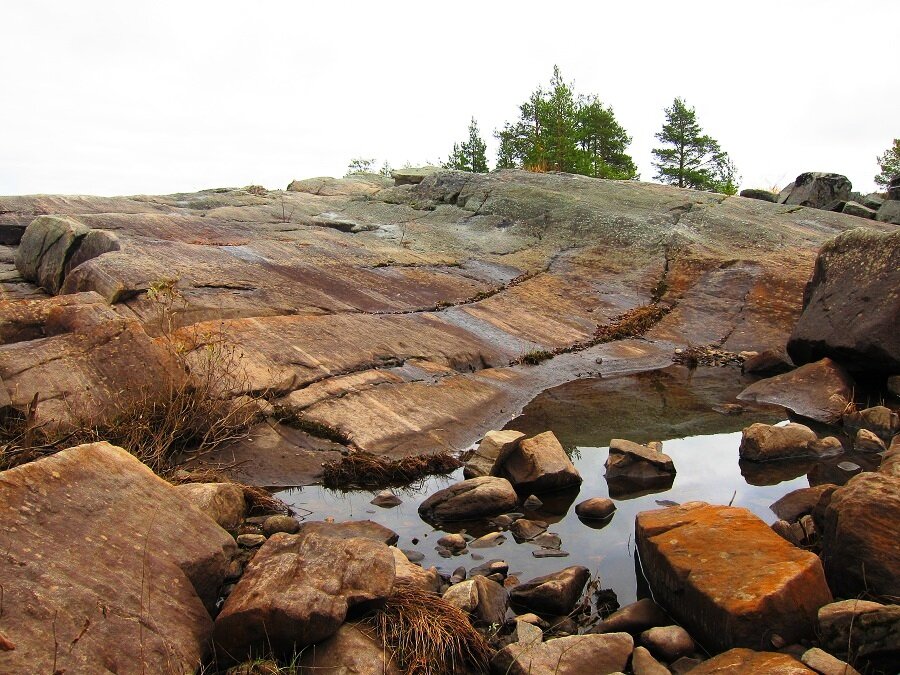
[363,582,492,675]
[321,451,461,489]
[594,303,671,343]
[168,469,290,516]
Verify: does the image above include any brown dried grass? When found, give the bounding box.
[321,451,461,489]
[593,303,671,343]
[363,582,492,675]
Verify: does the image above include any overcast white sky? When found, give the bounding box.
[2,1,897,197]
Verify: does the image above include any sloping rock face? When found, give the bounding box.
[820,472,900,599]
[787,228,900,374]
[635,502,832,652]
[213,531,395,660]
[1,171,892,483]
[0,442,236,675]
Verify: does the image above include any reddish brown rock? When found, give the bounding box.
[688,648,815,674]
[606,438,676,478]
[770,484,837,522]
[174,481,247,530]
[739,423,818,461]
[842,405,899,442]
[213,531,395,660]
[590,598,670,635]
[820,472,900,599]
[297,519,399,545]
[442,575,508,626]
[491,632,633,675]
[297,623,402,674]
[635,502,832,652]
[737,358,854,424]
[496,430,582,493]
[509,566,590,616]
[418,476,519,522]
[0,442,235,674]
[465,429,525,478]
[817,599,900,664]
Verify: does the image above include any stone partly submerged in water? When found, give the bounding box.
[605,438,676,479]
[464,429,525,479]
[0,442,236,674]
[738,422,821,461]
[635,502,832,652]
[418,476,519,522]
[737,358,854,424]
[494,430,583,493]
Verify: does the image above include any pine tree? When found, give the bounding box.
[875,139,900,188]
[495,67,637,179]
[652,98,737,194]
[444,118,489,173]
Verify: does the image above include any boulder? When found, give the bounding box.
[739,188,778,203]
[297,519,399,545]
[590,598,670,635]
[390,547,441,593]
[687,649,816,674]
[632,646,672,675]
[842,405,899,442]
[464,429,524,479]
[496,430,582,493]
[491,632,633,675]
[606,438,676,479]
[841,201,876,219]
[854,428,886,453]
[15,215,90,293]
[174,481,247,530]
[787,229,900,374]
[820,471,900,599]
[442,575,508,626]
[296,623,402,674]
[641,625,695,662]
[0,442,236,674]
[213,531,395,659]
[817,599,900,664]
[879,435,900,477]
[777,172,852,211]
[770,484,837,522]
[876,199,900,224]
[509,566,590,616]
[807,436,844,457]
[635,502,832,652]
[575,497,616,521]
[889,176,900,201]
[738,423,818,461]
[800,648,861,675]
[418,476,519,522]
[391,166,441,185]
[737,358,854,424]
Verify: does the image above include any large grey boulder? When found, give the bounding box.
[418,476,519,522]
[876,199,900,224]
[777,172,852,211]
[15,215,90,293]
[495,430,582,493]
[841,201,876,219]
[213,531,395,659]
[0,442,236,675]
[787,229,900,374]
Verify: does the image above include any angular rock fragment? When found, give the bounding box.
[509,565,590,616]
[297,624,402,674]
[817,599,900,665]
[495,430,582,493]
[843,405,899,442]
[174,481,247,530]
[297,519,399,545]
[777,172,852,211]
[464,429,524,479]
[442,575,508,626]
[213,531,395,659]
[801,647,861,675]
[590,598,670,635]
[738,423,818,461]
[635,502,832,651]
[490,632,633,675]
[606,438,675,479]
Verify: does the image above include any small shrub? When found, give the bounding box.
[521,349,554,365]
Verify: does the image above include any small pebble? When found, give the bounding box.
[236,533,267,548]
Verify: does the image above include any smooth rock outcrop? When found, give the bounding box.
[464,429,524,479]
[777,172,852,211]
[491,632,633,675]
[509,565,590,616]
[787,228,900,374]
[688,649,815,674]
[636,502,832,652]
[418,476,519,522]
[495,430,582,493]
[213,531,395,659]
[174,481,247,530]
[737,358,853,423]
[817,599,900,664]
[0,442,236,674]
[820,471,900,599]
[739,423,819,461]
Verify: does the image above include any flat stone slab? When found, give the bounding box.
[636,501,832,652]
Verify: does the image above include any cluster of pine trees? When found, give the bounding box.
[445,67,737,194]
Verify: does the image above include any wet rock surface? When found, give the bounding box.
[495,430,582,493]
